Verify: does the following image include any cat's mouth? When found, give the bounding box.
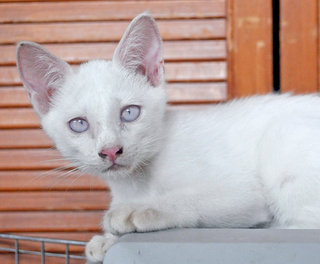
[102,163,128,173]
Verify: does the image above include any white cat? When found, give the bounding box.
[17,13,320,263]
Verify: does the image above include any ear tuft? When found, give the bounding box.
[16,41,71,115]
[113,13,164,87]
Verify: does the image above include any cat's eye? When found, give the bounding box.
[121,105,141,122]
[68,118,89,133]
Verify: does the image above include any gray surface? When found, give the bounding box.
[103,228,320,264]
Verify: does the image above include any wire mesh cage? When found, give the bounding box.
[0,233,87,263]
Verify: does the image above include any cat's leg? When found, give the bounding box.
[103,186,270,235]
[103,201,198,235]
[85,233,118,263]
[268,175,320,228]
[259,126,320,229]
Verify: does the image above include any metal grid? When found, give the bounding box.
[0,233,86,263]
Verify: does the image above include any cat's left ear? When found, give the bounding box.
[113,13,164,87]
[16,41,72,116]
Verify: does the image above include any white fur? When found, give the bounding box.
[17,13,320,263]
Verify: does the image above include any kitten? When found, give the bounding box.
[17,13,320,263]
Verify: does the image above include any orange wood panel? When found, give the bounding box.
[0,62,227,86]
[167,82,227,103]
[0,191,109,211]
[0,170,108,191]
[0,211,104,232]
[0,40,227,65]
[0,108,39,128]
[227,0,273,97]
[0,149,68,170]
[0,87,30,107]
[0,66,19,86]
[166,62,227,82]
[280,0,319,93]
[0,129,53,149]
[0,0,225,23]
[0,19,226,44]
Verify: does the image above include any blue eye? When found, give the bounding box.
[121,105,141,122]
[68,118,89,133]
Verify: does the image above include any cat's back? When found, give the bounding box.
[165,93,320,131]
[157,93,320,180]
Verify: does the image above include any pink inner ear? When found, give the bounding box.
[24,77,51,113]
[143,35,163,86]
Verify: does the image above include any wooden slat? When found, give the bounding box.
[167,82,227,103]
[0,19,226,44]
[0,191,109,211]
[0,62,227,86]
[280,0,319,93]
[0,211,104,232]
[166,62,226,81]
[0,129,53,148]
[0,0,225,23]
[0,40,227,65]
[0,108,39,128]
[0,87,30,107]
[0,67,18,86]
[0,170,108,191]
[227,0,273,97]
[0,149,68,170]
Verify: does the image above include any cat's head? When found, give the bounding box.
[16,13,167,179]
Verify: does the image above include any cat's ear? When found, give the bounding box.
[113,13,164,87]
[16,41,72,116]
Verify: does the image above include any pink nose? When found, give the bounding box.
[99,146,123,163]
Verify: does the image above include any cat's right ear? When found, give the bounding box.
[113,13,164,87]
[16,41,72,116]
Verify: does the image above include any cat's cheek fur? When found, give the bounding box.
[41,110,95,168]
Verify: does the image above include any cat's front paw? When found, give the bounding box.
[103,205,136,235]
[85,233,118,263]
[103,205,166,235]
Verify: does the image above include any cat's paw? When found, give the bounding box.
[103,205,166,235]
[103,205,136,235]
[85,233,118,263]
